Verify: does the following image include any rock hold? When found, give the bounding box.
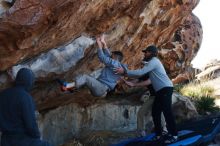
[10,36,95,78]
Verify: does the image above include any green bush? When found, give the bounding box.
[195,96,220,115]
[178,82,219,115]
[174,84,184,92]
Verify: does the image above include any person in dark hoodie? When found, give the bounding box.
[0,68,51,146]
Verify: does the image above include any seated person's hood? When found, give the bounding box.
[15,68,35,91]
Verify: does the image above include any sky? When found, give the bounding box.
[191,0,220,69]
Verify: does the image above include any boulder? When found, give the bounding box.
[38,91,198,146]
[0,0,203,111]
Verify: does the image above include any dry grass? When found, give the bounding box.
[178,81,220,114]
[180,82,215,99]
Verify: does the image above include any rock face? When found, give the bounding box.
[38,92,198,146]
[0,0,202,75]
[39,99,141,146]
[0,0,202,145]
[0,0,203,109]
[195,60,220,97]
[196,59,220,80]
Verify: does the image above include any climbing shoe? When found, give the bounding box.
[56,79,76,93]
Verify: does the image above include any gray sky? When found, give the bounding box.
[192,0,220,69]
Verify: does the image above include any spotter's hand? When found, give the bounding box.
[114,67,125,74]
[124,80,135,87]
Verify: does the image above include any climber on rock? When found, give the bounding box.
[0,68,52,146]
[57,34,127,97]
